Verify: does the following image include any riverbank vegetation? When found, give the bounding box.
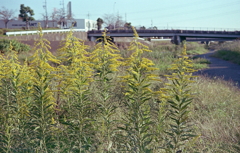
[0,26,239,152]
[213,40,240,65]
[0,39,30,53]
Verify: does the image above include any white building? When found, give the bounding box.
[0,19,97,32]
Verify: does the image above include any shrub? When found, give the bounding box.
[0,39,30,53]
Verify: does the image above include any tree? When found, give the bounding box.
[19,4,35,29]
[115,13,124,29]
[124,22,132,30]
[96,18,104,30]
[102,13,124,30]
[140,26,146,30]
[56,8,67,28]
[0,6,16,28]
[50,8,74,28]
[50,8,60,27]
[153,26,158,30]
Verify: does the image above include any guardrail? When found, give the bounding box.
[6,29,87,36]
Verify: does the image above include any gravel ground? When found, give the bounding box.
[194,50,240,87]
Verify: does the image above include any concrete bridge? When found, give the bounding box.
[88,29,240,45]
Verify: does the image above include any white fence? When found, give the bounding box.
[6,29,86,36]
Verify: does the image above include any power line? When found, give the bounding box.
[87,12,90,30]
[43,0,48,27]
[125,13,127,23]
[60,0,65,16]
[123,0,219,15]
[154,9,240,28]
[129,1,240,22]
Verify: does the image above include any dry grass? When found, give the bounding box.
[189,76,240,152]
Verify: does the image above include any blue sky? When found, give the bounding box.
[1,0,240,30]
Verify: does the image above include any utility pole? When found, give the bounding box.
[151,20,153,29]
[60,0,65,28]
[113,2,116,13]
[87,12,90,31]
[116,11,119,29]
[125,13,127,23]
[60,0,65,15]
[113,2,116,29]
[43,0,48,28]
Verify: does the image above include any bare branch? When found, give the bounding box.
[102,13,124,29]
[0,6,16,28]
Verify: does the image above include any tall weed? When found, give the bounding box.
[120,27,160,152]
[1,25,236,152]
[90,30,123,152]
[163,43,198,152]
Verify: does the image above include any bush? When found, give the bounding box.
[0,39,30,53]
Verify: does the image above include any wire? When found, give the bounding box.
[154,9,240,28]
[130,1,240,21]
[125,0,219,14]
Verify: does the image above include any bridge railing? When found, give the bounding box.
[158,27,240,32]
[6,29,86,36]
[88,29,240,35]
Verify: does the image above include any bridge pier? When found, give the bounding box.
[171,35,186,45]
[110,37,114,42]
[206,41,210,45]
[88,36,115,43]
[181,36,186,42]
[89,36,97,42]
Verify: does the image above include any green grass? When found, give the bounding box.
[213,40,240,65]
[214,50,240,65]
[0,39,31,54]
[186,42,209,55]
[144,47,177,75]
[192,57,211,70]
[146,42,210,74]
[120,41,210,76]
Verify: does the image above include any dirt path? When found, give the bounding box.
[194,50,240,87]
